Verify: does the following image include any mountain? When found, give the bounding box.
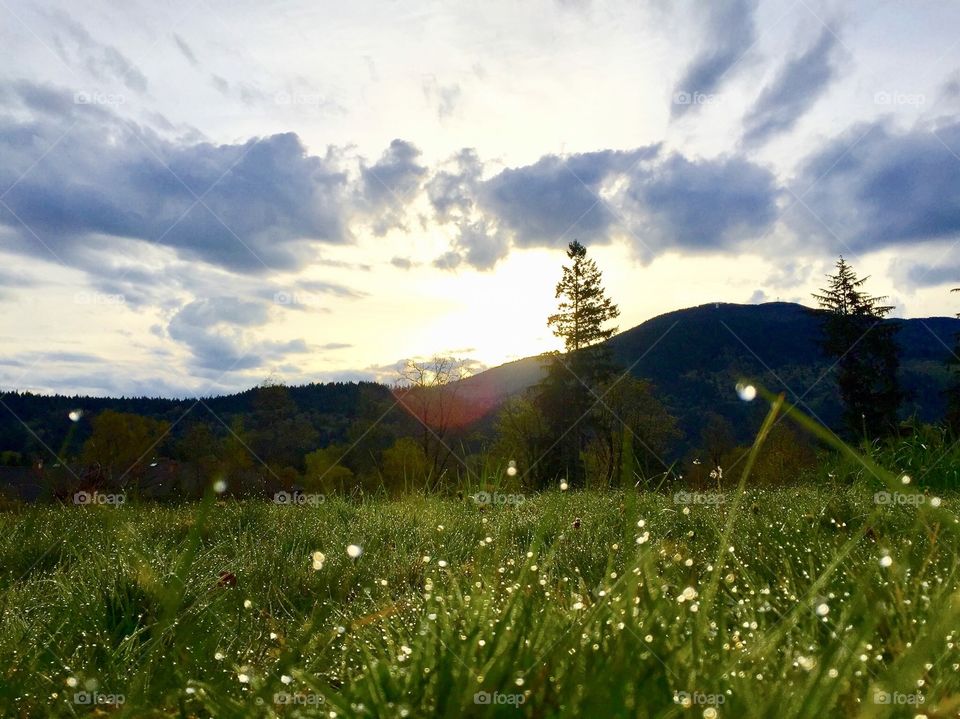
[460,301,960,447]
[1,302,957,467]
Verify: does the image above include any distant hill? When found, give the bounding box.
[1,302,957,466]
[460,302,960,447]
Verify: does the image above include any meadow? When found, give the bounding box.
[1,472,958,717]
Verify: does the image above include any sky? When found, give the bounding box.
[2,0,960,397]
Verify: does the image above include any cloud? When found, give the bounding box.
[426,143,778,269]
[173,34,199,66]
[422,77,462,118]
[0,83,351,274]
[50,11,148,92]
[358,139,427,235]
[391,256,413,270]
[622,153,779,256]
[789,120,960,254]
[478,148,658,249]
[167,297,308,372]
[671,0,757,118]
[889,257,960,289]
[742,29,841,146]
[426,148,484,222]
[432,251,462,270]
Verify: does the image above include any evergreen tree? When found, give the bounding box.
[535,241,621,485]
[547,240,620,352]
[812,257,901,439]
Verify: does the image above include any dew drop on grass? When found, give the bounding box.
[816,603,829,617]
[213,479,227,494]
[559,480,569,491]
[901,474,911,485]
[736,383,757,402]
[347,545,363,559]
[879,555,893,568]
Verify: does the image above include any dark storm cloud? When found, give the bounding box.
[789,120,960,253]
[671,0,758,118]
[427,144,777,269]
[742,29,842,146]
[623,153,780,255]
[478,147,659,249]
[0,83,351,274]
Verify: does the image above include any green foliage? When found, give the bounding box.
[380,437,431,492]
[81,410,171,485]
[812,256,901,439]
[0,477,957,717]
[304,445,355,494]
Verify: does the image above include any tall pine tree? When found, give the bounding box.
[547,240,620,352]
[536,240,620,486]
[812,257,901,440]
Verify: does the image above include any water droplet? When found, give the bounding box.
[736,383,757,402]
[346,545,363,559]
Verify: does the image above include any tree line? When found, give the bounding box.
[1,245,958,500]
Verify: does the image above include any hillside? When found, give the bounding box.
[461,302,960,446]
[1,302,957,467]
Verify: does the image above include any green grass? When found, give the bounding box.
[1,481,958,718]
